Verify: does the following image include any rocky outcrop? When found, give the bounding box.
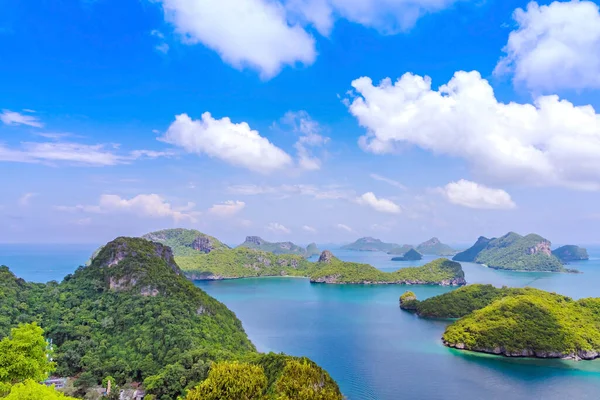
[526,240,552,256]
[99,238,180,275]
[192,236,215,253]
[444,342,600,360]
[399,291,418,310]
[318,250,335,264]
[311,276,466,286]
[244,236,265,246]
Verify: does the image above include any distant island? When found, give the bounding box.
[401,284,600,360]
[341,237,400,252]
[416,237,456,256]
[392,248,423,261]
[0,237,342,398]
[146,229,465,285]
[453,232,569,272]
[552,245,589,262]
[238,235,317,257]
[387,245,415,255]
[310,251,465,285]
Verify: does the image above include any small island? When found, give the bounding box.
[552,245,589,262]
[341,237,400,252]
[387,245,415,255]
[391,249,423,261]
[400,285,600,360]
[416,237,456,256]
[452,232,566,272]
[238,235,313,257]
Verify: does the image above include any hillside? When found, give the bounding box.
[310,252,465,285]
[416,238,455,256]
[142,228,230,256]
[341,237,399,252]
[0,238,342,399]
[391,249,423,261]
[238,236,309,256]
[176,247,315,280]
[552,245,589,262]
[452,232,564,272]
[443,291,600,359]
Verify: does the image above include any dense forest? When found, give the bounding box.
[0,237,342,399]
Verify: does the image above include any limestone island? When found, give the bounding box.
[391,248,423,261]
[453,232,574,272]
[552,245,589,262]
[341,237,400,252]
[416,237,456,256]
[400,284,600,360]
[148,229,466,285]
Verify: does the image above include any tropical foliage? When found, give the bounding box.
[4,379,78,400]
[142,228,230,256]
[238,236,309,257]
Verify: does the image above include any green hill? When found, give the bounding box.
[416,238,455,256]
[238,236,309,256]
[552,245,589,262]
[391,248,423,261]
[142,228,230,256]
[341,237,399,252]
[310,252,465,285]
[452,232,564,272]
[0,238,342,399]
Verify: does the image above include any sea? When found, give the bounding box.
[2,243,600,400]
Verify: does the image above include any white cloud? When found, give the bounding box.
[228,183,352,199]
[1,110,43,128]
[151,29,170,53]
[347,70,600,190]
[280,110,329,170]
[495,1,600,92]
[57,194,199,222]
[370,173,406,189]
[302,225,317,233]
[266,222,291,234]
[208,200,246,217]
[336,223,354,233]
[158,0,316,79]
[0,141,171,166]
[438,180,516,210]
[19,192,37,206]
[160,112,292,173]
[356,192,401,214]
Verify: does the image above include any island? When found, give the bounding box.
[416,237,456,256]
[552,245,589,262]
[387,245,415,255]
[238,235,313,256]
[306,242,321,257]
[0,237,343,399]
[341,237,400,252]
[452,232,566,272]
[142,227,230,255]
[400,285,600,360]
[310,251,465,285]
[391,248,423,261]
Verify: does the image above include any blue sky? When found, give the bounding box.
[1,0,599,246]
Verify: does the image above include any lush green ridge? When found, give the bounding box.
[391,249,422,261]
[0,238,342,398]
[176,247,315,279]
[310,255,465,285]
[552,245,589,262]
[452,232,564,272]
[341,237,400,252]
[400,284,600,359]
[142,228,230,256]
[416,238,455,256]
[238,236,311,256]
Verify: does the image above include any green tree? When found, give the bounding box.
[4,379,77,399]
[0,323,54,395]
[186,361,267,400]
[274,360,342,400]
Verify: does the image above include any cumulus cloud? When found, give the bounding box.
[336,223,354,233]
[280,110,329,171]
[0,141,171,166]
[0,110,43,128]
[438,180,516,210]
[19,193,37,206]
[370,173,406,189]
[302,225,317,233]
[57,194,199,222]
[158,0,316,79]
[356,192,401,214]
[495,1,600,92]
[347,70,600,190]
[266,222,291,234]
[208,200,246,217]
[160,112,292,173]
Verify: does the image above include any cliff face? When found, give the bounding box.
[526,240,552,256]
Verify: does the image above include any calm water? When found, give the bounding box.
[3,244,600,399]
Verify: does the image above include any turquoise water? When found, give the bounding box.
[3,244,600,399]
[196,247,600,400]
